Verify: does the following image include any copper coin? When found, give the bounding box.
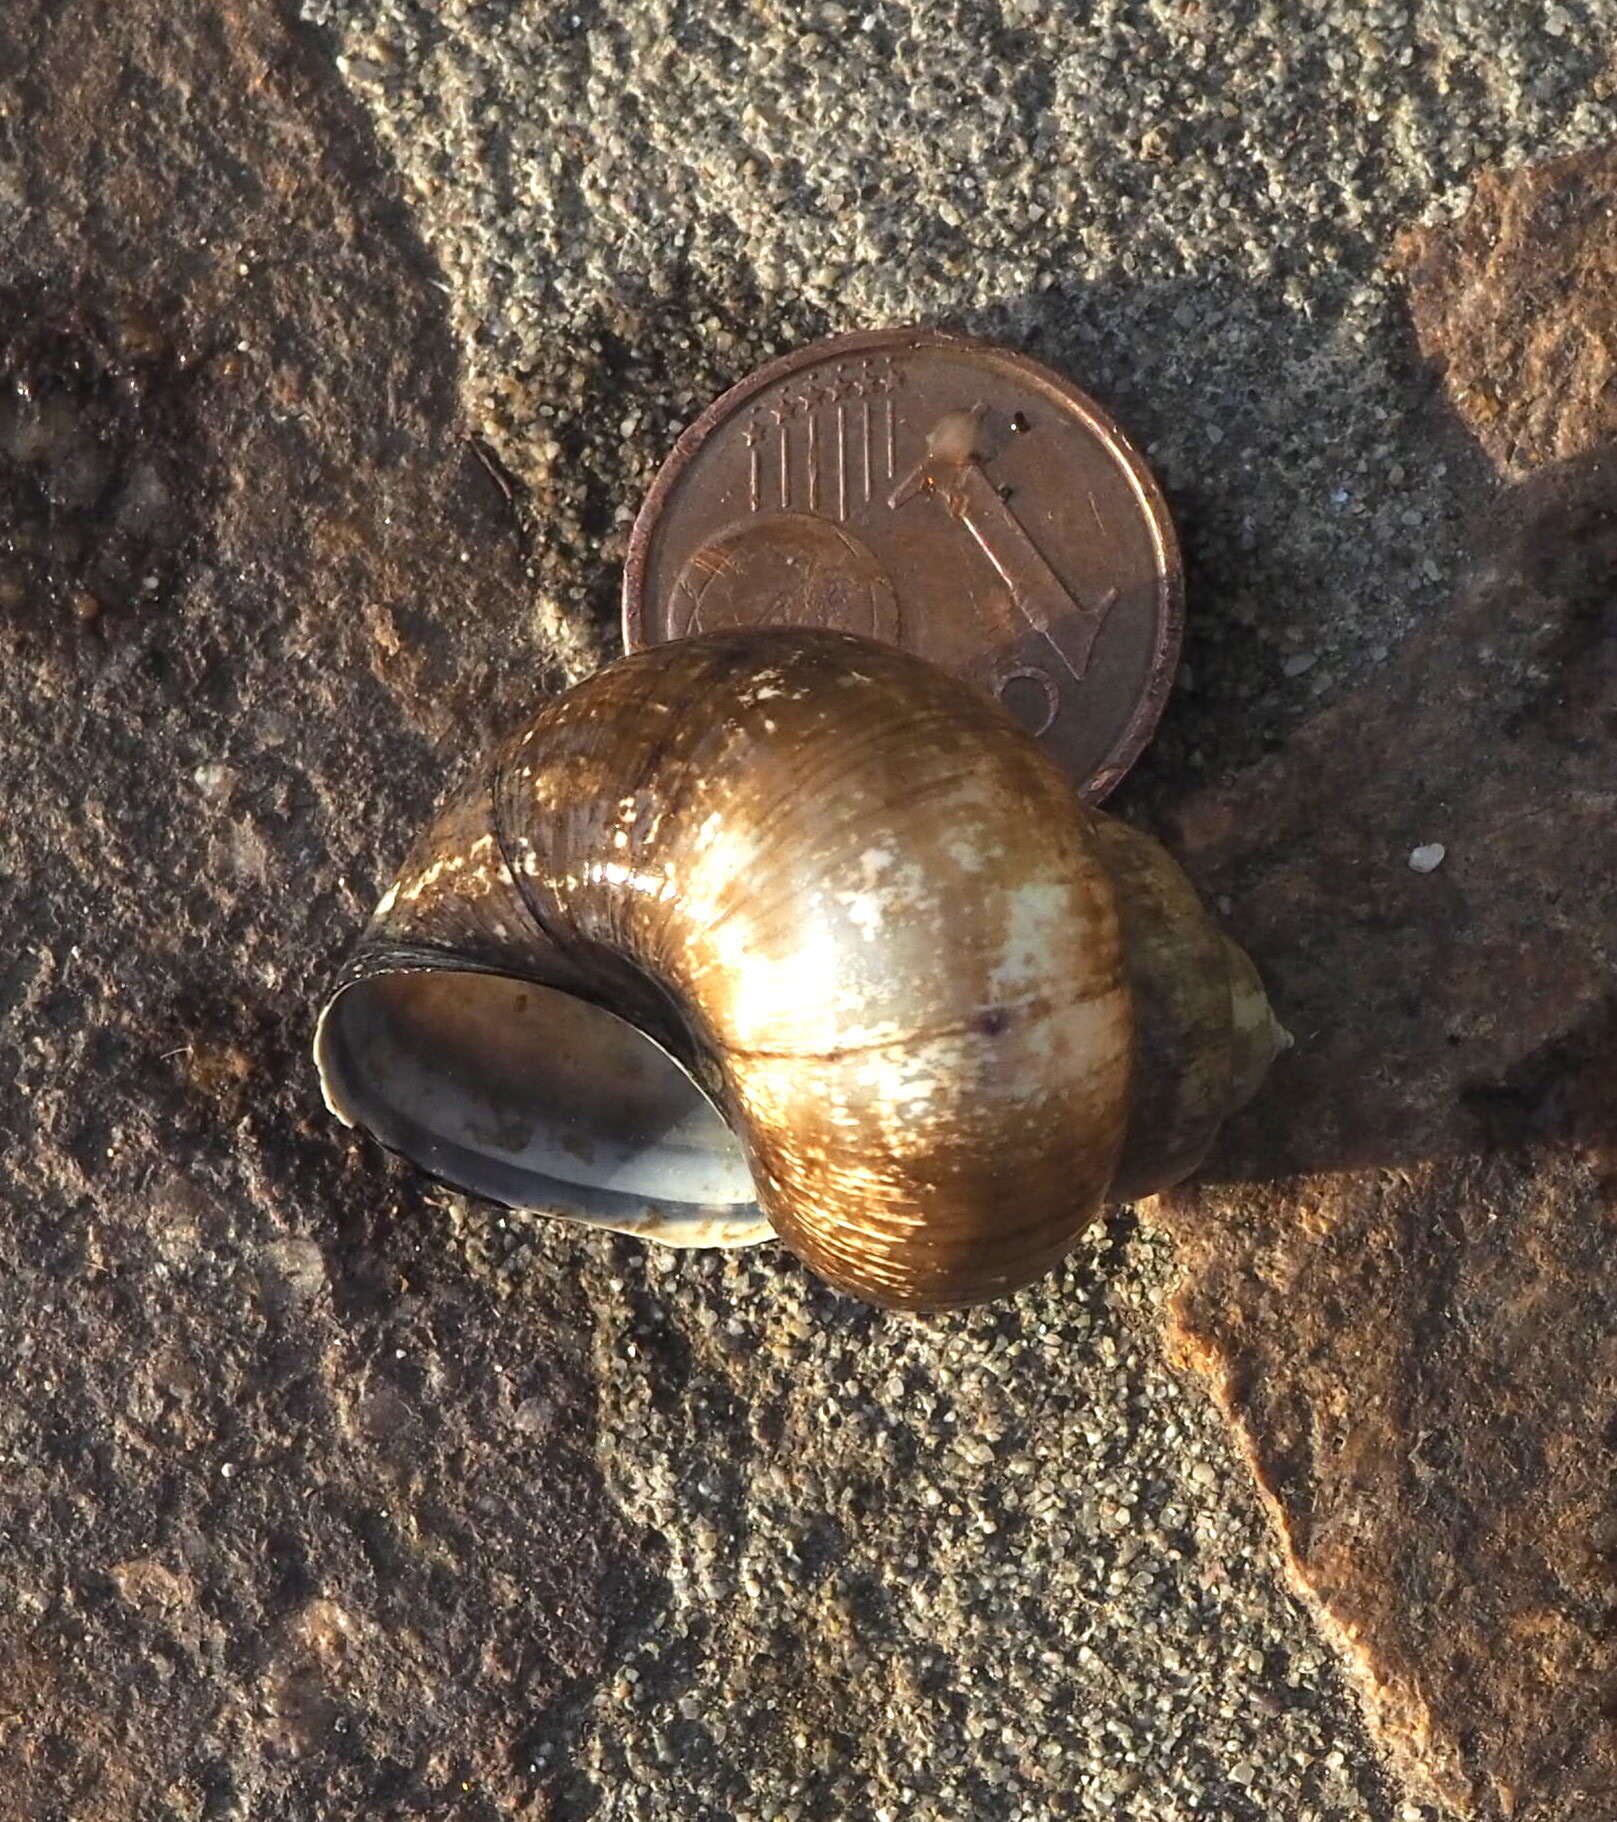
[623,327,1183,801]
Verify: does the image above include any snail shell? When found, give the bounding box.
[314,628,1283,1310]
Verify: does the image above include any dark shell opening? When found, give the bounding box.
[315,968,767,1246]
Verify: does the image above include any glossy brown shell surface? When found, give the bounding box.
[488,629,1133,1308]
[316,628,1283,1310]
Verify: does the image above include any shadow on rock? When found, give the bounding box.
[1167,443,1617,1185]
[950,268,1496,801]
[1151,445,1617,1821]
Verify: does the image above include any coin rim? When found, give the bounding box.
[622,326,1184,802]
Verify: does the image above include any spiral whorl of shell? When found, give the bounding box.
[315,628,1282,1310]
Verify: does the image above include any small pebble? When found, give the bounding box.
[1408,843,1446,873]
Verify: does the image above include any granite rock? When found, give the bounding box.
[0,4,655,1817]
[1158,242,1617,1815]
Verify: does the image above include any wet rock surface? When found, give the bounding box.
[0,4,653,1817]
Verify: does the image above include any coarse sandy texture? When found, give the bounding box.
[0,3,1406,1819]
[1147,144,1617,1822]
[281,2,1617,1819]
[0,4,656,1817]
[294,0,1613,795]
[469,1201,1405,1822]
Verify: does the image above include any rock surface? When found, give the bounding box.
[295,0,1614,786]
[6,4,1613,1820]
[1400,144,1617,478]
[1,6,1424,1820]
[281,2,1617,1811]
[0,5,655,1816]
[1159,151,1617,1821]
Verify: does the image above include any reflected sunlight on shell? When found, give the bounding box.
[314,628,1285,1311]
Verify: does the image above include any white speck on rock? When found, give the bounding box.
[193,762,235,799]
[1409,843,1447,874]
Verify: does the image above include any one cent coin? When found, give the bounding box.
[622,327,1184,801]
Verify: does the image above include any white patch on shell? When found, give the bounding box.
[855,1043,947,1114]
[988,879,1080,998]
[735,667,810,704]
[673,815,771,950]
[945,833,989,875]
[733,667,785,702]
[391,832,510,907]
[838,893,884,940]
[831,849,924,943]
[594,858,674,900]
[704,914,842,1049]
